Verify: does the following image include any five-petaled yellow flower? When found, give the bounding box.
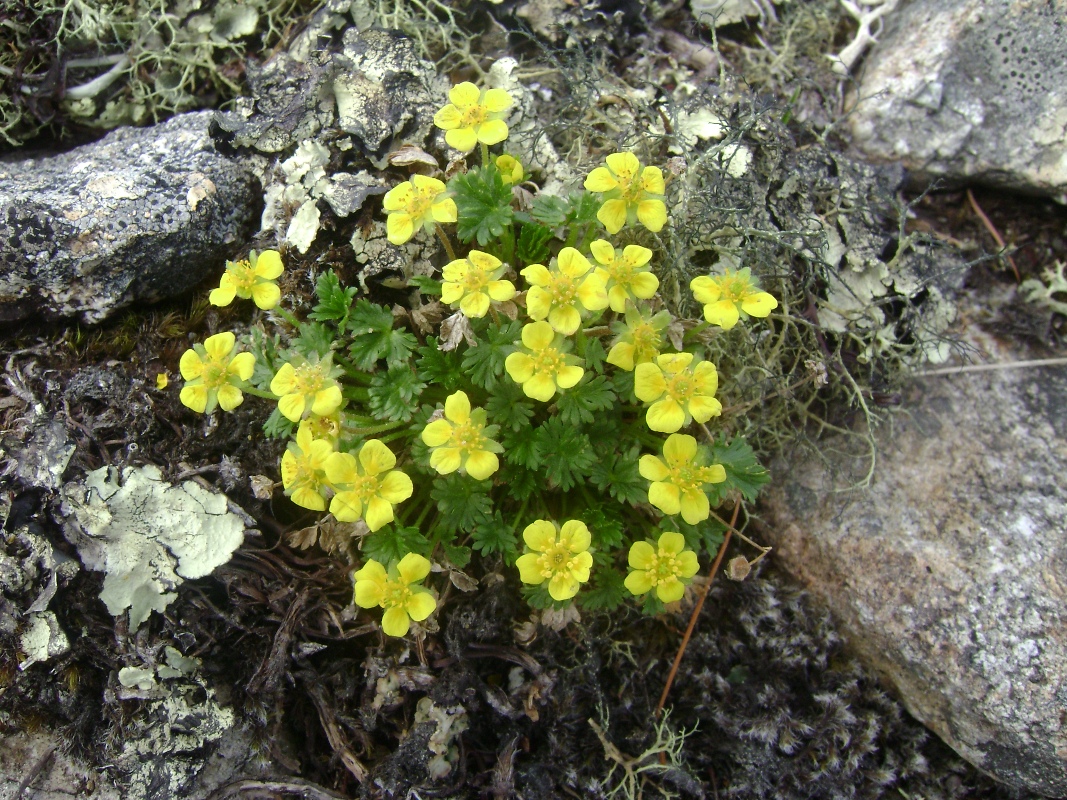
[584,152,667,234]
[634,352,722,433]
[280,426,335,511]
[521,247,608,335]
[441,250,516,318]
[606,304,672,372]
[496,154,524,184]
[325,439,413,531]
[354,554,437,637]
[270,355,343,423]
[383,175,458,246]
[504,321,585,402]
[624,531,701,602]
[433,82,513,152]
[690,268,778,330]
[516,519,594,602]
[589,239,659,312]
[179,332,255,414]
[421,391,503,480]
[639,434,726,524]
[209,249,284,310]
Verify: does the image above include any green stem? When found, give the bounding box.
[435,224,457,261]
[348,420,406,437]
[274,307,302,329]
[242,386,279,400]
[343,386,370,402]
[480,141,490,167]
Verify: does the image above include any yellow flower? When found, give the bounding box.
[504,321,584,402]
[178,332,255,414]
[639,434,726,524]
[324,439,413,531]
[606,304,672,371]
[354,554,437,637]
[270,355,343,422]
[209,249,284,310]
[496,154,524,184]
[589,239,659,312]
[280,425,334,511]
[383,175,458,246]
[521,247,608,335]
[441,250,516,318]
[433,82,513,152]
[421,391,502,480]
[583,152,667,234]
[634,352,722,433]
[690,268,778,330]
[155,372,169,390]
[298,411,343,448]
[515,519,593,601]
[624,531,701,602]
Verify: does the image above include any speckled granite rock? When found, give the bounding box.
[760,334,1067,796]
[0,111,257,324]
[847,0,1067,201]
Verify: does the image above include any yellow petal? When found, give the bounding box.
[449,81,481,107]
[576,276,608,311]
[430,447,462,474]
[639,166,665,194]
[291,487,326,511]
[487,280,516,301]
[606,152,641,177]
[628,541,657,570]
[629,271,659,299]
[278,393,306,422]
[469,250,502,270]
[589,239,615,266]
[560,520,591,552]
[555,365,584,390]
[446,127,478,152]
[633,363,666,402]
[204,332,236,359]
[637,199,667,232]
[421,418,453,447]
[477,118,509,145]
[658,531,687,556]
[433,104,461,130]
[442,258,468,282]
[209,285,236,306]
[441,282,465,305]
[606,342,635,371]
[405,589,437,622]
[460,291,490,318]
[624,569,654,596]
[676,551,700,579]
[383,182,413,211]
[378,470,414,504]
[557,247,591,277]
[397,553,431,584]
[516,553,544,585]
[638,454,670,482]
[679,489,710,525]
[359,439,396,475]
[216,384,244,411]
[704,299,740,329]
[523,520,557,552]
[548,574,579,601]
[548,305,581,335]
[597,199,628,235]
[444,391,471,423]
[364,496,395,532]
[252,250,283,279]
[387,213,414,245]
[520,263,551,286]
[329,491,363,522]
[230,352,256,381]
[180,384,208,413]
[525,287,552,321]
[179,349,204,380]
[742,291,778,317]
[690,275,721,304]
[663,434,697,466]
[648,481,681,516]
[656,578,686,603]
[354,559,387,583]
[521,320,555,350]
[412,174,446,193]
[324,451,358,485]
[505,352,534,384]
[432,197,458,223]
[570,551,593,581]
[622,245,652,267]
[381,606,411,637]
[482,87,513,113]
[646,398,685,433]
[523,373,557,402]
[607,285,628,314]
[251,281,281,310]
[584,166,618,193]
[687,395,723,423]
[464,449,498,480]
[270,362,296,395]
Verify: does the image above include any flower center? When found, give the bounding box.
[666,371,694,400]
[645,551,682,586]
[463,266,489,293]
[449,419,486,452]
[531,346,566,376]
[537,542,573,578]
[408,187,439,219]
[547,273,579,306]
[231,260,257,291]
[292,364,325,396]
[351,473,381,500]
[203,361,228,388]
[461,103,488,127]
[384,581,413,609]
[631,323,660,361]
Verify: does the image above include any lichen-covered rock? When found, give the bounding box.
[759,332,1067,796]
[0,111,257,323]
[847,0,1067,201]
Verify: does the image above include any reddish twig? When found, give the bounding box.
[655,499,740,718]
[967,188,1020,282]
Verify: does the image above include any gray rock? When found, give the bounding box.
[0,111,258,323]
[847,0,1067,201]
[759,337,1067,796]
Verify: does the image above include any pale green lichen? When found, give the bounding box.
[1020,261,1067,317]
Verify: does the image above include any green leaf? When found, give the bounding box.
[530,194,568,227]
[555,374,616,426]
[416,338,466,392]
[461,319,522,390]
[579,504,626,550]
[348,299,417,370]
[431,473,493,536]
[262,406,295,440]
[707,436,770,504]
[362,525,432,564]
[310,269,357,323]
[534,417,595,491]
[565,191,601,227]
[611,369,636,401]
[409,275,442,296]
[471,511,519,561]
[582,336,607,375]
[291,322,334,360]
[368,364,426,422]
[588,446,647,506]
[640,594,666,616]
[485,380,535,431]
[496,462,539,501]
[577,569,627,612]
[501,423,542,469]
[673,515,727,556]
[443,542,472,569]
[520,583,556,610]
[516,223,553,265]
[451,165,515,246]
